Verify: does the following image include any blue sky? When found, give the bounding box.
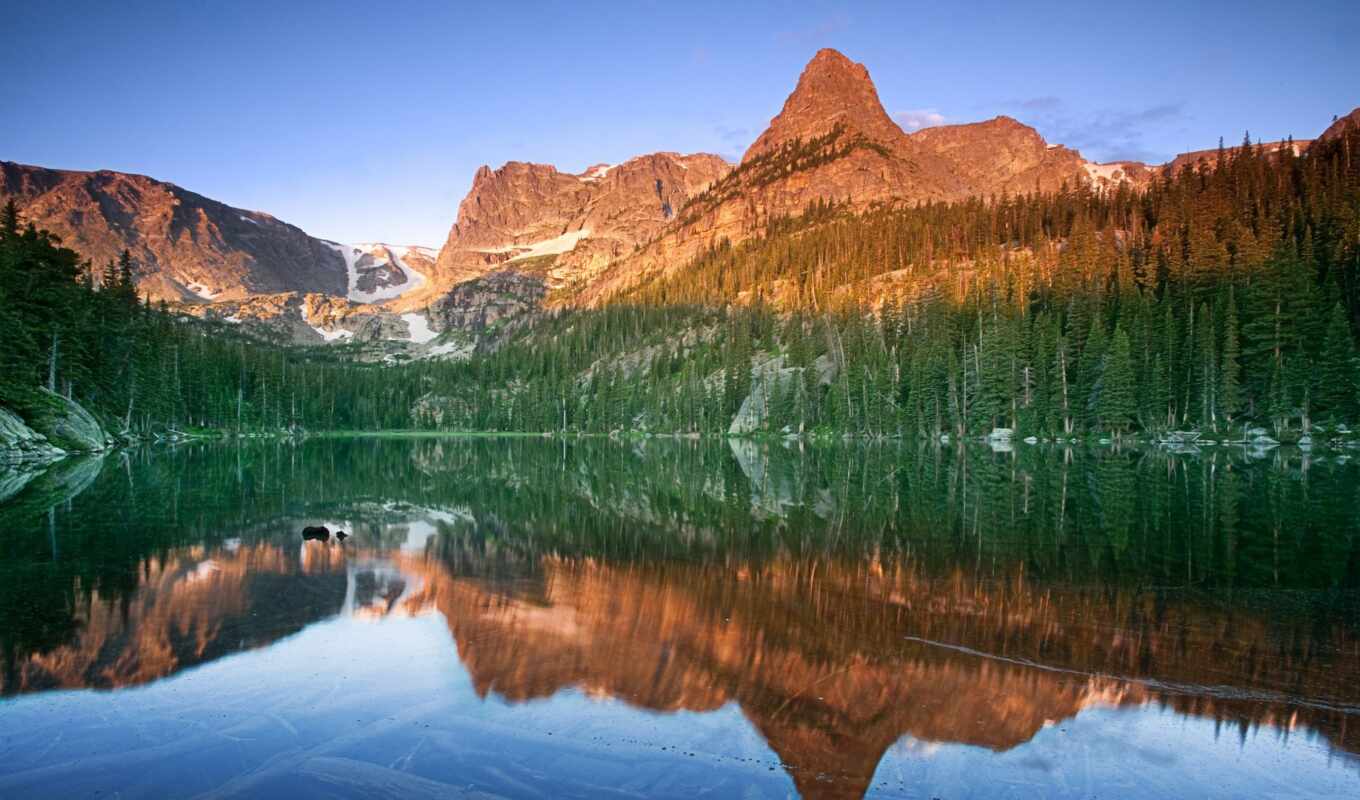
[4,0,1357,246]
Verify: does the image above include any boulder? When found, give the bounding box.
[0,406,65,466]
[23,390,114,452]
[728,355,836,436]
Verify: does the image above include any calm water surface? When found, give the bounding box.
[1,437,1358,799]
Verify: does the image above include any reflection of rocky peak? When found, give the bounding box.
[400,555,1360,797]
[1,542,349,695]
[5,526,1358,795]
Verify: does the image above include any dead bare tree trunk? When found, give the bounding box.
[47,330,60,392]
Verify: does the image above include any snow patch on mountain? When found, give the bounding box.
[324,242,429,304]
[1084,162,1127,185]
[580,164,615,182]
[353,243,439,261]
[401,313,438,344]
[476,229,592,262]
[184,281,219,300]
[311,325,353,342]
[424,339,473,360]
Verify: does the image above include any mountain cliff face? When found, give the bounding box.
[427,152,729,299]
[0,161,350,303]
[915,116,1087,194]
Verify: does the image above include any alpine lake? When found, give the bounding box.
[1,435,1358,799]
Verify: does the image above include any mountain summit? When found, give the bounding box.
[743,48,908,160]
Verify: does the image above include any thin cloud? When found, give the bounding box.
[775,12,850,45]
[995,98,1189,163]
[715,125,749,143]
[1019,96,1063,111]
[711,125,750,162]
[894,109,946,131]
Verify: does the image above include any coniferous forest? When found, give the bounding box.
[2,126,1358,442]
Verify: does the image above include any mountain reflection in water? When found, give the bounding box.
[1,438,1358,799]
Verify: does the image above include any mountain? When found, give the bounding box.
[746,49,921,157]
[912,115,1152,194]
[1319,107,1360,143]
[573,49,1150,304]
[6,49,1353,344]
[0,161,351,303]
[426,152,729,300]
[424,82,1358,315]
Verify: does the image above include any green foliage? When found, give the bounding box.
[1099,325,1137,433]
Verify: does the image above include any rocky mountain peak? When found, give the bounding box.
[1319,107,1360,143]
[428,150,729,298]
[742,48,907,161]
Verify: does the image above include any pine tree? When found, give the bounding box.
[1099,325,1137,435]
[1317,302,1358,421]
[1076,313,1108,430]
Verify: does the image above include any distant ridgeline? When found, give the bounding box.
[1,124,1359,439]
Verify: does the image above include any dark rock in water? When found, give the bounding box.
[301,525,330,542]
[335,531,348,541]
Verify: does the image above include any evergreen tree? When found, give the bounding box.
[1099,325,1137,435]
[1317,303,1358,421]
